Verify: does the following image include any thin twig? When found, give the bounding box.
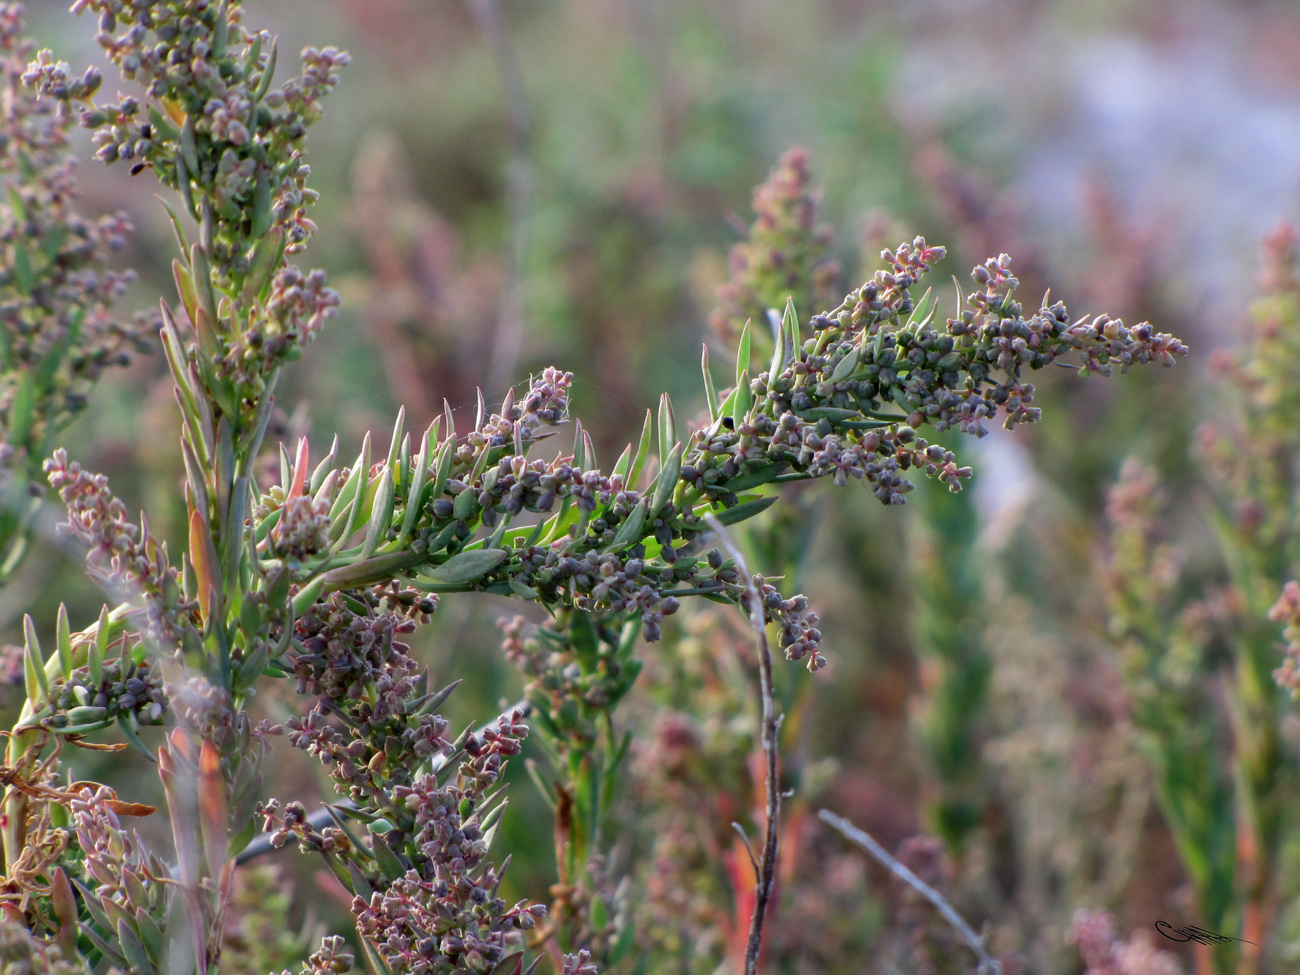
[817,809,1002,975]
[467,0,533,396]
[703,513,781,975]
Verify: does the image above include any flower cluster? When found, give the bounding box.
[502,613,643,749]
[711,147,840,344]
[43,655,166,734]
[1066,909,1182,975]
[0,921,82,975]
[265,587,545,975]
[273,935,355,975]
[45,448,197,649]
[221,265,342,385]
[1269,580,1300,695]
[373,581,440,625]
[0,1,149,470]
[1199,224,1300,549]
[351,752,543,974]
[408,370,825,663]
[168,673,237,748]
[68,784,175,972]
[703,245,1180,511]
[287,591,420,703]
[37,0,348,253]
[272,492,331,562]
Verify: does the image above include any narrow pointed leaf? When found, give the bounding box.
[736,320,752,385]
[55,604,72,681]
[628,410,654,489]
[417,548,508,584]
[710,494,777,526]
[198,739,228,880]
[702,345,720,421]
[658,392,676,461]
[360,466,395,560]
[386,407,406,473]
[23,614,48,708]
[649,443,684,518]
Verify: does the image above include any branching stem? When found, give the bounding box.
[704,512,780,975]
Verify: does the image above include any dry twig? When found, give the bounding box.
[818,809,1002,975]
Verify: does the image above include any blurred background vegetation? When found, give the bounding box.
[9,0,1300,972]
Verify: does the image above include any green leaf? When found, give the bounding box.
[415,679,461,717]
[611,442,633,483]
[224,477,248,596]
[798,406,860,422]
[452,484,478,522]
[829,348,860,384]
[628,409,654,489]
[6,185,26,222]
[360,466,394,560]
[291,574,327,616]
[117,711,156,761]
[711,494,777,526]
[242,228,284,306]
[578,424,597,471]
[736,320,752,386]
[719,464,781,494]
[430,434,454,503]
[80,923,128,968]
[701,344,720,421]
[489,951,524,975]
[253,38,279,104]
[417,548,508,584]
[732,370,753,423]
[89,605,108,687]
[658,392,677,462]
[133,907,166,966]
[649,442,683,518]
[397,431,430,545]
[11,240,33,296]
[385,406,406,472]
[328,433,371,542]
[8,367,33,447]
[179,113,199,176]
[610,921,637,965]
[23,615,48,708]
[369,829,408,881]
[233,640,270,695]
[590,894,608,932]
[249,165,272,239]
[508,575,539,599]
[907,286,936,328]
[605,498,648,553]
[55,604,72,681]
